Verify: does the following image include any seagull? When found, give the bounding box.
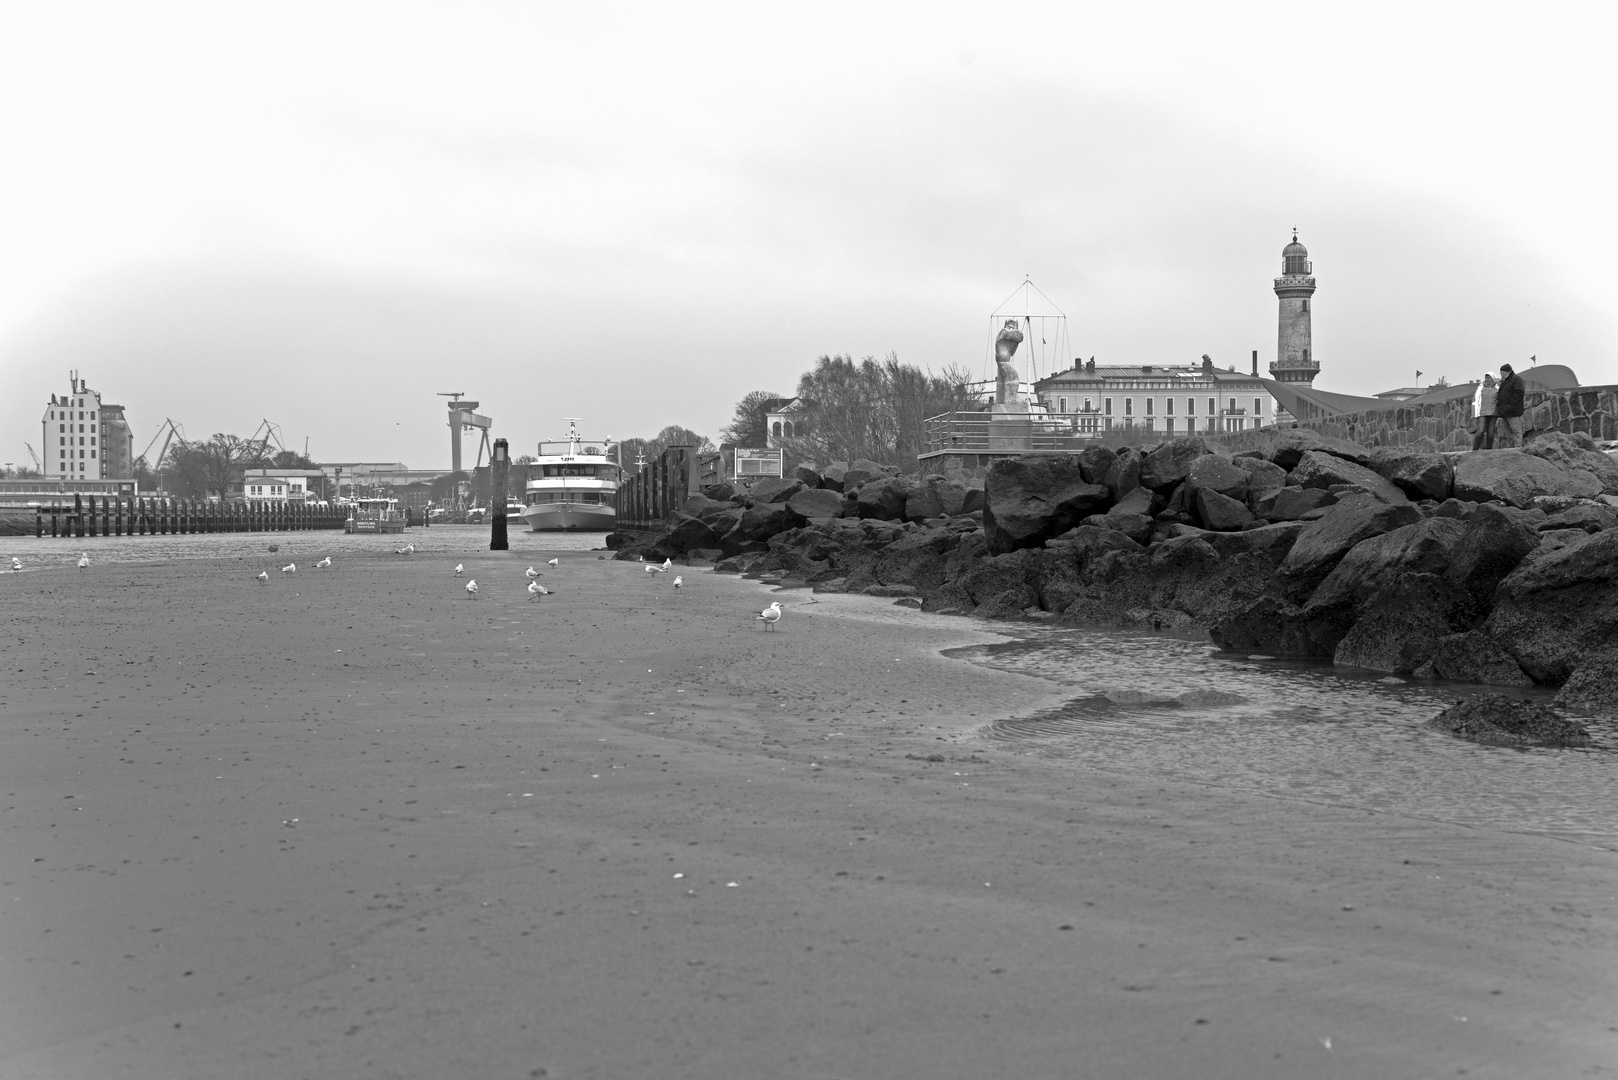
[527,581,551,601]
[660,557,671,571]
[465,579,478,599]
[10,557,19,571]
[525,566,539,579]
[673,576,683,589]
[396,543,415,555]
[316,557,332,568]
[77,553,90,572]
[644,564,659,573]
[281,562,296,574]
[756,601,782,630]
[257,570,268,583]
[453,563,464,576]
[547,557,559,568]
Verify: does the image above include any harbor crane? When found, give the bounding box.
[24,443,42,472]
[436,392,492,474]
[248,419,286,461]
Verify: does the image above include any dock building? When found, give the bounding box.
[40,372,134,480]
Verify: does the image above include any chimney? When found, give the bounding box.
[1251,350,1258,376]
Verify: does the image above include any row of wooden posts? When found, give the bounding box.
[615,445,705,529]
[37,494,348,538]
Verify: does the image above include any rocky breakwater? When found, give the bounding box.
[609,434,1618,739]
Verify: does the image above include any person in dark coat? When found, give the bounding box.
[1495,363,1526,447]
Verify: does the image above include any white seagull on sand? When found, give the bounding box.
[77,553,89,572]
[525,566,539,579]
[660,557,671,571]
[756,601,782,630]
[644,563,659,573]
[465,579,478,599]
[281,562,296,573]
[527,580,551,601]
[673,575,683,589]
[10,557,20,571]
[453,563,464,576]
[257,570,268,583]
[316,557,332,568]
[396,543,415,555]
[547,557,559,568]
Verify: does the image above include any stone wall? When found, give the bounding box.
[1224,385,1618,455]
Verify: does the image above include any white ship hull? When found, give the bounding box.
[521,502,616,531]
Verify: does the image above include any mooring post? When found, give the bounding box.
[490,437,510,551]
[35,507,42,537]
[74,493,85,537]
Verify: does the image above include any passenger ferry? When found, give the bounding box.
[520,420,622,531]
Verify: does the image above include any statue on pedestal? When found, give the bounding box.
[993,318,1028,410]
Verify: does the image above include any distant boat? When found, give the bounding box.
[519,419,622,532]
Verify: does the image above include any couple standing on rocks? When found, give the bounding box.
[1473,363,1526,450]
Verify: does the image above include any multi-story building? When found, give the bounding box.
[1035,354,1285,436]
[40,372,135,480]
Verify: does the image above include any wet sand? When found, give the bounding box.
[1,547,1615,1078]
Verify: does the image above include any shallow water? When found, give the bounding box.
[953,628,1618,851]
[1,524,608,568]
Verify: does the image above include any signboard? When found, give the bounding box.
[734,448,784,479]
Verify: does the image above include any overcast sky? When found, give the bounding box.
[2,2,1614,470]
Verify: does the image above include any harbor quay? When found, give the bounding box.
[1,541,1614,1078]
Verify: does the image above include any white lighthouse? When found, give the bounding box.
[1271,233,1318,385]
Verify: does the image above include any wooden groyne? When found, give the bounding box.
[34,495,348,538]
[616,446,707,529]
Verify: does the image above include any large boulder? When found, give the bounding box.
[841,458,892,490]
[1075,445,1118,487]
[1331,573,1475,673]
[1419,630,1534,687]
[904,475,969,522]
[1553,644,1618,715]
[1264,429,1374,470]
[791,463,824,488]
[1177,520,1307,562]
[1079,512,1154,547]
[819,462,848,492]
[1305,517,1469,615]
[1445,501,1543,600]
[1271,496,1424,601]
[728,501,801,544]
[657,513,723,555]
[852,475,913,521]
[1185,455,1250,501]
[1368,448,1454,502]
[1108,485,1164,519]
[1522,430,1618,494]
[749,477,805,504]
[983,457,1113,554]
[1452,450,1602,508]
[1253,486,1338,521]
[701,481,735,502]
[1541,503,1618,533]
[1193,488,1254,531]
[681,493,732,521]
[1288,451,1408,504]
[1101,446,1143,499]
[1485,529,1618,683]
[1140,438,1225,491]
[787,487,846,520]
[1425,694,1591,747]
[1232,457,1288,507]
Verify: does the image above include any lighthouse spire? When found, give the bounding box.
[1271,232,1318,384]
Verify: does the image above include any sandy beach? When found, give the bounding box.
[1,542,1615,1079]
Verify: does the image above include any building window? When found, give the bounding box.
[1303,348,1310,363]
[1208,398,1216,416]
[1255,398,1263,414]
[1144,418,1153,432]
[1124,398,1133,416]
[1058,397,1067,414]
[1186,398,1195,416]
[1302,300,1309,312]
[1123,418,1133,430]
[90,450,96,458]
[1104,398,1112,415]
[1166,418,1175,434]
[1145,398,1153,416]
[1084,397,1092,412]
[1165,398,1174,416]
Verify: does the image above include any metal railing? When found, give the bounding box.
[921,411,1097,454]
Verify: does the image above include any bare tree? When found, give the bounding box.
[720,390,783,448]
